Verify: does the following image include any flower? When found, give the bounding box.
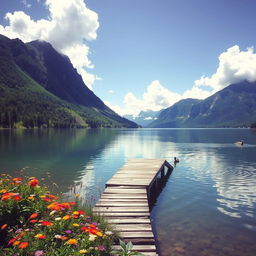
[29,178,39,187]
[66,239,78,245]
[1,224,7,230]
[79,249,88,254]
[34,234,46,239]
[65,230,71,234]
[88,234,96,241]
[1,192,15,200]
[13,241,20,246]
[96,231,103,237]
[55,217,61,221]
[29,213,38,219]
[0,189,7,193]
[40,221,53,226]
[19,242,28,249]
[98,245,105,251]
[30,219,38,224]
[55,235,68,240]
[34,250,44,256]
[13,194,22,201]
[73,223,79,227]
[63,215,70,220]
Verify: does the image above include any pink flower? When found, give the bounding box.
[34,250,44,256]
[98,245,105,251]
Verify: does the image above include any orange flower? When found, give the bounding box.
[1,224,7,230]
[35,234,46,239]
[0,189,7,193]
[1,192,15,201]
[13,241,20,246]
[29,219,38,223]
[19,242,28,249]
[40,220,53,226]
[29,178,38,187]
[63,215,70,220]
[66,239,78,245]
[29,213,38,219]
[12,177,22,184]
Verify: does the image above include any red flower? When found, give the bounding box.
[40,221,53,226]
[19,242,28,249]
[13,195,22,201]
[29,178,38,187]
[1,192,15,201]
[29,213,39,219]
[35,234,46,239]
[29,219,38,223]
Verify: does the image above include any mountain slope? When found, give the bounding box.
[0,34,138,128]
[148,98,202,127]
[148,81,256,128]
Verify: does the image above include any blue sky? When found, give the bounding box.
[1,0,256,116]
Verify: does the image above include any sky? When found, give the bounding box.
[1,0,256,117]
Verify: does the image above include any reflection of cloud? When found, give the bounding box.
[65,162,95,204]
[180,145,256,219]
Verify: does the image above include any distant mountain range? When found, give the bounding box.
[124,110,160,127]
[148,81,256,128]
[0,34,138,128]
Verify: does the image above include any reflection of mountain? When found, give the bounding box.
[0,129,118,190]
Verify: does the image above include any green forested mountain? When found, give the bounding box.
[0,34,138,128]
[148,81,256,128]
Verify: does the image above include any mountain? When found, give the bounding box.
[124,110,161,127]
[148,81,256,128]
[0,34,138,128]
[147,98,202,127]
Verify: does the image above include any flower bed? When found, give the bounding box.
[0,174,116,255]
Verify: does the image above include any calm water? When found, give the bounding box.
[0,128,256,256]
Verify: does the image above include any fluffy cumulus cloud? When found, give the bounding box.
[108,45,256,117]
[115,80,182,117]
[0,0,99,90]
[194,45,256,92]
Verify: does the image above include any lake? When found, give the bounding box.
[0,128,256,256]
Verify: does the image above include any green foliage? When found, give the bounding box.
[0,174,116,255]
[0,34,138,129]
[111,240,145,256]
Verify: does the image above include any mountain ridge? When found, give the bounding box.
[148,81,256,128]
[0,34,138,128]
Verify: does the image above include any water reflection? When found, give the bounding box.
[1,128,256,256]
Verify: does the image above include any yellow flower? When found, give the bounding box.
[73,223,79,227]
[66,239,78,245]
[96,231,103,237]
[63,215,70,220]
[0,189,7,193]
[79,249,88,254]
[73,211,79,215]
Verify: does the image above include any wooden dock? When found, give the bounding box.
[93,159,173,256]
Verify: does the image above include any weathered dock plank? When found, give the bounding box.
[93,159,173,256]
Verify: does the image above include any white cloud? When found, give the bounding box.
[0,0,99,90]
[104,101,123,115]
[22,0,32,9]
[108,90,114,94]
[195,45,256,92]
[112,80,182,117]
